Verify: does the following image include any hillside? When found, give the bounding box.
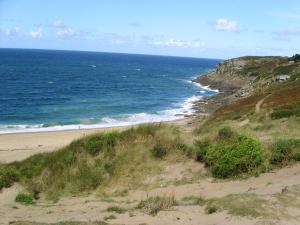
[193,55,300,114]
[1,55,300,225]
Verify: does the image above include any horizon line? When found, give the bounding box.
[0,47,227,61]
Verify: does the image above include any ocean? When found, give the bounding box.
[0,48,220,134]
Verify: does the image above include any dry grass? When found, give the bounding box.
[1,124,193,201]
[137,195,177,215]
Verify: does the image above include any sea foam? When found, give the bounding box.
[0,94,202,134]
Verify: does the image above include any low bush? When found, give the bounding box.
[290,54,300,62]
[207,135,263,178]
[270,139,300,165]
[206,205,217,214]
[15,193,35,205]
[137,196,176,215]
[83,131,119,156]
[289,72,300,81]
[151,143,167,158]
[218,127,234,139]
[270,104,300,119]
[174,141,194,158]
[194,139,210,162]
[106,206,126,214]
[0,166,19,190]
[292,152,300,161]
[195,132,263,178]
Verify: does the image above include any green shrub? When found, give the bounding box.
[291,54,300,62]
[218,127,234,139]
[205,135,263,178]
[194,139,210,162]
[106,206,126,214]
[15,193,35,205]
[137,196,176,215]
[151,143,167,158]
[71,162,105,192]
[0,166,19,189]
[83,132,119,156]
[206,205,217,214]
[174,141,194,157]
[292,152,300,161]
[289,73,300,81]
[270,139,300,165]
[270,104,300,119]
[273,65,296,75]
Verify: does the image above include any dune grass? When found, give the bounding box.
[137,195,177,215]
[0,124,193,201]
[15,193,35,205]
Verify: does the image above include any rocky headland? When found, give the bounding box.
[192,55,300,114]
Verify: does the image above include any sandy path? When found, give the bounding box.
[1,163,300,225]
[255,95,269,114]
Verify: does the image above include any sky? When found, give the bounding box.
[0,0,300,59]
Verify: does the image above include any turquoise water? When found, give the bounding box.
[0,49,220,133]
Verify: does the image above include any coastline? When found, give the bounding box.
[0,72,222,163]
[192,58,253,114]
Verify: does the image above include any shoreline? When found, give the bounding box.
[0,91,205,135]
[0,70,222,163]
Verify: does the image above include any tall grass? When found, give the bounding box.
[0,124,191,201]
[137,195,177,215]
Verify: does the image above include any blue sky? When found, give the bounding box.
[0,0,300,59]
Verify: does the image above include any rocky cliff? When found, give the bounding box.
[192,55,299,114]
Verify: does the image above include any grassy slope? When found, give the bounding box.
[1,124,193,201]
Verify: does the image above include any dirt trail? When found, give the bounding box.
[1,163,300,225]
[255,95,270,114]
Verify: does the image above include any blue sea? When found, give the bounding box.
[0,49,220,134]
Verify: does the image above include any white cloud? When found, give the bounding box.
[2,27,20,37]
[52,20,67,28]
[50,20,80,38]
[214,18,238,32]
[30,28,43,38]
[153,39,205,48]
[56,27,75,38]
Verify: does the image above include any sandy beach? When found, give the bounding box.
[0,118,189,163]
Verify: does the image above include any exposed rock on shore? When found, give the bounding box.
[192,56,295,114]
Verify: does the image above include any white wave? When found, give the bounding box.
[0,95,201,134]
[1,76,217,134]
[90,65,97,68]
[191,81,219,93]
